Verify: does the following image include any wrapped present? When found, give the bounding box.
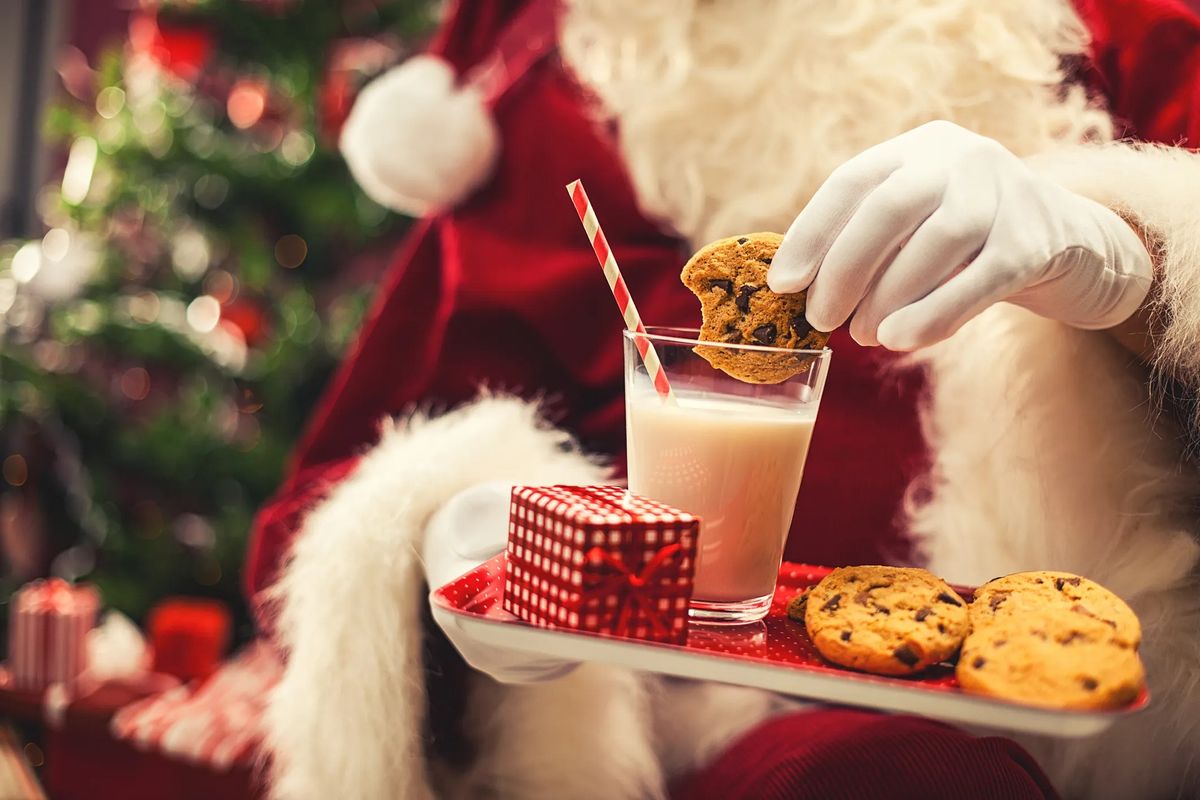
[503,485,699,644]
[8,579,100,692]
[147,598,231,683]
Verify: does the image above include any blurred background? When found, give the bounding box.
[0,0,439,645]
[0,3,446,794]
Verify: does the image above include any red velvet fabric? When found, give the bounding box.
[671,708,1060,800]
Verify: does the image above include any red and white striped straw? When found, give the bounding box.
[567,180,675,403]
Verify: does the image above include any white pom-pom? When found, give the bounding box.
[340,55,500,216]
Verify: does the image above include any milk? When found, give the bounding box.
[626,391,816,604]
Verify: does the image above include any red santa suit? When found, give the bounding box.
[252,1,1200,799]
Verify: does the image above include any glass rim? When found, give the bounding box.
[624,326,832,357]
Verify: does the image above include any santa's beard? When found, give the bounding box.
[560,0,1111,248]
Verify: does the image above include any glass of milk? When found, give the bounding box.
[624,327,831,625]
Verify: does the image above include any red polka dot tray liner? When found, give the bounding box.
[431,557,1149,737]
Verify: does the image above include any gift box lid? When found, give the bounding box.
[512,485,697,527]
[13,580,100,615]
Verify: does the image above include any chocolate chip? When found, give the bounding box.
[937,623,946,634]
[735,285,759,312]
[756,256,773,265]
[893,645,920,667]
[751,323,777,345]
[1056,576,1082,591]
[854,591,871,607]
[915,607,932,622]
[821,593,842,613]
[874,606,890,616]
[790,313,811,337]
[737,237,749,245]
[847,576,859,584]
[973,656,986,669]
[840,631,852,641]
[937,592,963,607]
[989,592,1009,611]
[708,279,733,294]
[1082,677,1099,691]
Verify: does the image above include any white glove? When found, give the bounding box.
[769,120,1152,351]
[339,55,499,217]
[423,482,579,684]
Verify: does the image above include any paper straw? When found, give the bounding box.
[566,180,675,403]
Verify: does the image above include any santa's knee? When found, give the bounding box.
[672,708,1057,800]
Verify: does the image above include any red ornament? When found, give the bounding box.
[128,11,214,83]
[147,598,230,683]
[218,298,268,347]
[502,486,698,644]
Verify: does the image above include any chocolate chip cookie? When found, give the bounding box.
[970,571,1141,648]
[956,620,1145,710]
[680,233,829,384]
[786,588,811,623]
[957,570,1145,708]
[804,566,969,676]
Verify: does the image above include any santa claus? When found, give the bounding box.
[249,0,1200,798]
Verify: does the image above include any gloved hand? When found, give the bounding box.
[769,120,1153,351]
[423,481,579,684]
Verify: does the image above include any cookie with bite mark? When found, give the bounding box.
[681,233,829,384]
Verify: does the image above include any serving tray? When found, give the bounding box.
[431,556,1147,737]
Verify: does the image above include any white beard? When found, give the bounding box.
[560,0,1113,248]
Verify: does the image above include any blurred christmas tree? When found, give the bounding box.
[0,0,437,638]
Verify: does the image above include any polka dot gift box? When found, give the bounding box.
[503,485,699,645]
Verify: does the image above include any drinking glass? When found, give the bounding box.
[624,327,831,624]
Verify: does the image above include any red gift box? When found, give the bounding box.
[147,598,231,683]
[7,579,99,692]
[503,486,699,644]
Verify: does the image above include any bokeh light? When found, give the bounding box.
[96,86,126,119]
[2,454,28,487]
[274,234,307,268]
[186,295,221,332]
[11,242,41,283]
[119,367,151,401]
[227,80,267,129]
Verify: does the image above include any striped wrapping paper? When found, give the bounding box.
[7,579,100,693]
[110,642,283,771]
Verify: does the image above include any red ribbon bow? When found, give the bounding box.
[20,579,96,615]
[585,542,684,639]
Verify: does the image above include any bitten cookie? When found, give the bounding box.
[680,233,829,384]
[970,571,1141,647]
[956,621,1145,710]
[804,566,969,676]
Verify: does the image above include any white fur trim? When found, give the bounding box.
[340,55,499,217]
[1028,143,1200,410]
[264,394,784,798]
[912,307,1200,798]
